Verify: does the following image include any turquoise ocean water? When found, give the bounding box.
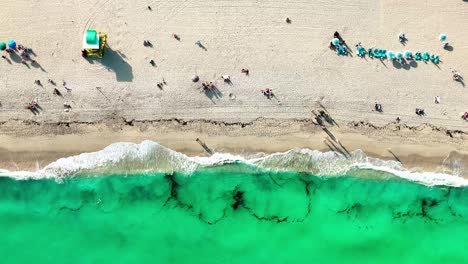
[1,142,467,264]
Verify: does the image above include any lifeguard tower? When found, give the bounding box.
[82,30,107,58]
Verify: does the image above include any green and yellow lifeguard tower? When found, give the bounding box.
[82,30,107,58]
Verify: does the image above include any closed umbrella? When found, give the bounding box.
[8,40,16,49]
[404,50,412,58]
[387,50,395,59]
[439,34,447,41]
[332,38,339,46]
[396,52,403,59]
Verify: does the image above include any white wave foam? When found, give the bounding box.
[1,140,467,187]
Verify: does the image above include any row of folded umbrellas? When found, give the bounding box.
[0,40,17,50]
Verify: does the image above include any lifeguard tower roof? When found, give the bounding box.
[83,30,100,49]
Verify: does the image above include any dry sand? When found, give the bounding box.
[1,0,468,173]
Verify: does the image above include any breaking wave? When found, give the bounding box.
[0,140,467,187]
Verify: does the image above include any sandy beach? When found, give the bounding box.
[1,0,468,173]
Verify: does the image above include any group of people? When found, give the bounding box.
[2,44,36,65]
[24,100,40,113]
[201,81,216,90]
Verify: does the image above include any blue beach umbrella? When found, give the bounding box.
[387,50,395,59]
[396,52,403,59]
[0,42,6,51]
[404,50,412,58]
[439,34,447,41]
[8,40,16,49]
[332,38,340,46]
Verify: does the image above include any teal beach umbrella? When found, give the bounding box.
[404,50,412,58]
[332,38,340,46]
[387,50,395,59]
[0,42,6,50]
[8,40,16,49]
[439,34,447,41]
[396,52,403,59]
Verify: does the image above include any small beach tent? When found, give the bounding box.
[82,29,107,58]
[396,52,403,59]
[387,50,395,59]
[332,38,339,46]
[439,34,447,41]
[0,42,6,50]
[8,40,16,49]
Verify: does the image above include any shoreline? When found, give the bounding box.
[1,119,467,177]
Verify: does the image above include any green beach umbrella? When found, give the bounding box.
[396,52,403,59]
[332,38,339,46]
[404,50,412,58]
[0,42,6,50]
[439,34,447,41]
[387,50,395,59]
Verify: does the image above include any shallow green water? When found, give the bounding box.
[1,164,467,264]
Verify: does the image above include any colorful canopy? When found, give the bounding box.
[0,42,6,50]
[332,38,339,46]
[396,52,403,59]
[86,30,98,44]
[387,50,395,59]
[439,34,447,41]
[8,40,16,49]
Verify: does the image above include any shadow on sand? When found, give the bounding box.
[86,48,133,82]
[204,87,223,103]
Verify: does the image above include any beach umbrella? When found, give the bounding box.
[387,50,395,59]
[192,75,199,82]
[332,38,340,46]
[8,40,16,49]
[0,42,6,50]
[439,34,447,41]
[396,52,403,59]
[404,50,412,58]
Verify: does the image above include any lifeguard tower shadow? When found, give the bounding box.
[100,48,133,82]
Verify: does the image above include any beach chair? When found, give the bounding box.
[380,49,387,59]
[414,52,422,61]
[373,49,380,58]
[356,47,365,57]
[422,52,430,61]
[337,45,347,55]
[430,55,440,64]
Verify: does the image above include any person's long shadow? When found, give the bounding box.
[31,61,47,72]
[9,52,21,63]
[204,87,223,102]
[87,48,133,82]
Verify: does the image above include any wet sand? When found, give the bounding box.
[1,119,467,177]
